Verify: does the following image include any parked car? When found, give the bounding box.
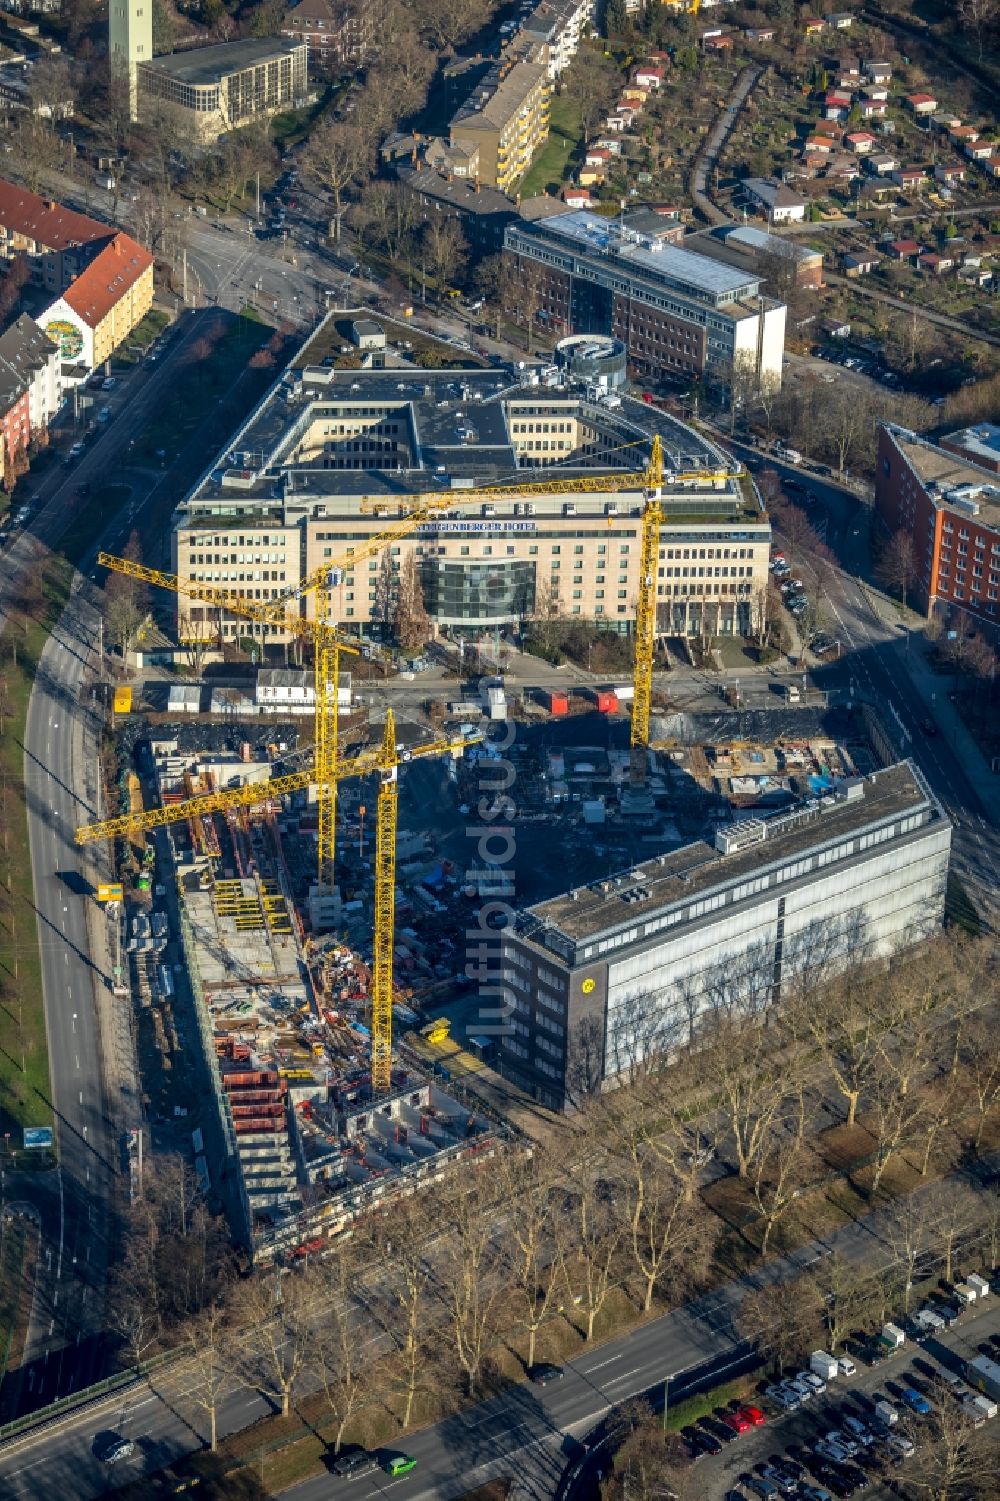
[800,1371,827,1396]
[682,1424,716,1458]
[837,1356,857,1377]
[101,376,118,391]
[702,1416,739,1445]
[726,1409,753,1434]
[527,1363,563,1386]
[899,1386,932,1416]
[756,1464,796,1496]
[741,1474,780,1501]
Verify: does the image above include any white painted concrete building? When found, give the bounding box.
[500,760,951,1109]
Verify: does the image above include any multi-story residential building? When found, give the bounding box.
[875,423,1000,640]
[170,342,770,647]
[518,0,595,78]
[137,38,309,142]
[449,46,551,192]
[0,313,60,433]
[0,177,110,296]
[39,231,153,371]
[0,364,30,487]
[497,759,951,1109]
[281,0,372,72]
[504,211,786,391]
[109,0,152,119]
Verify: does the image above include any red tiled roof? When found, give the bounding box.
[61,233,153,329]
[0,177,109,254]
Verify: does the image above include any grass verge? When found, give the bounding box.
[0,1215,38,1419]
[519,92,583,200]
[662,1379,748,1433]
[0,556,74,1147]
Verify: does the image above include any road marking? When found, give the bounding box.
[603,1366,643,1385]
[579,1353,626,1373]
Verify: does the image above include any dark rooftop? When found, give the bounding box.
[521,760,940,953]
[139,36,305,86]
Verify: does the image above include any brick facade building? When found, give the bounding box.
[875,423,1000,640]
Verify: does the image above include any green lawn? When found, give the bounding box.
[0,557,74,1145]
[113,309,171,368]
[519,93,584,200]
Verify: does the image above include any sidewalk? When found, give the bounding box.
[900,637,1000,827]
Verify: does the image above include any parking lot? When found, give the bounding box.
[693,1288,1000,1499]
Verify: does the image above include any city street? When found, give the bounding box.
[0,1153,994,1500]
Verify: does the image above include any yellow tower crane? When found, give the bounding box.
[96,553,359,900]
[76,710,477,1094]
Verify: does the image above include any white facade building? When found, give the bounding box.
[499,761,951,1109]
[109,0,152,120]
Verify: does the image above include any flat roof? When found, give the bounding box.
[179,320,749,515]
[941,423,1000,465]
[520,761,938,951]
[139,36,304,86]
[885,424,1000,526]
[518,211,761,301]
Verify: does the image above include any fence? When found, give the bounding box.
[0,1349,182,1448]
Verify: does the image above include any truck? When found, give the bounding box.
[480,679,507,721]
[784,684,801,703]
[882,1322,906,1350]
[967,1273,991,1299]
[965,1354,1000,1403]
[810,1350,839,1382]
[953,1281,977,1307]
[775,442,803,465]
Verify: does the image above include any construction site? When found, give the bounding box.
[72,329,949,1257]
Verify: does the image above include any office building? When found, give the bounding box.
[109,0,152,119]
[519,0,595,78]
[449,46,551,192]
[504,211,786,390]
[137,37,309,142]
[498,760,951,1109]
[170,332,770,646]
[875,423,1000,639]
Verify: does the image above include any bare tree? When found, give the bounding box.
[738,1276,823,1375]
[564,45,620,144]
[371,1202,437,1430]
[229,1271,312,1418]
[422,218,468,301]
[311,1250,371,1452]
[392,555,430,652]
[960,1014,1000,1151]
[497,1152,566,1369]
[921,1181,985,1285]
[876,529,918,603]
[437,1170,508,1396]
[305,119,373,242]
[896,1392,998,1500]
[749,1087,815,1258]
[564,1171,625,1341]
[182,1301,229,1452]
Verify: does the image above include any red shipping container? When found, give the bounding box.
[594,690,618,714]
[543,690,569,715]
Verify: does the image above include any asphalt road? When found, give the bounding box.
[0,312,229,1413]
[722,441,999,929]
[4,1154,993,1501]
